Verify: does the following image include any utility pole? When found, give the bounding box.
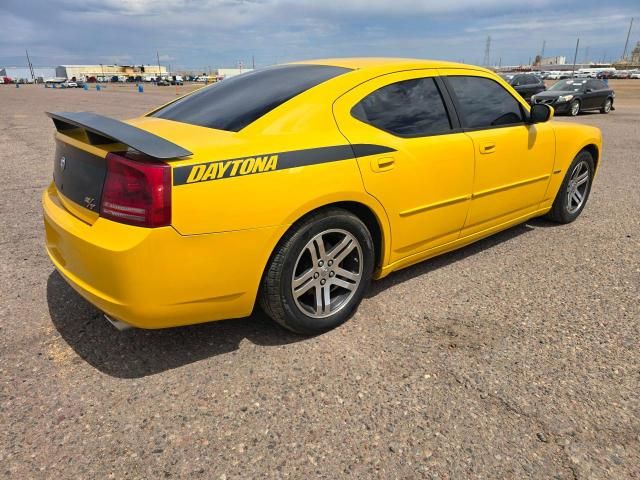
[25,49,35,83]
[157,51,162,79]
[252,55,255,69]
[483,35,491,66]
[540,40,546,60]
[622,18,634,61]
[572,38,580,78]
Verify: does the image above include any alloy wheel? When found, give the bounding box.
[291,229,363,318]
[566,160,590,214]
[570,101,580,116]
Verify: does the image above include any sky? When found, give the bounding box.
[1,0,639,71]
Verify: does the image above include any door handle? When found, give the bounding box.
[479,142,496,154]
[371,156,395,172]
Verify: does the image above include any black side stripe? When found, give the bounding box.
[173,143,395,186]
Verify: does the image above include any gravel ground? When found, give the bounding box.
[1,81,638,479]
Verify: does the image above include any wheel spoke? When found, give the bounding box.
[313,236,326,263]
[331,277,358,291]
[327,236,351,260]
[322,285,331,314]
[572,191,582,205]
[575,171,589,187]
[292,268,315,294]
[313,284,330,315]
[334,267,359,282]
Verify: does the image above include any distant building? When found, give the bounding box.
[0,66,56,82]
[214,68,253,79]
[632,41,640,64]
[541,56,566,66]
[55,64,167,80]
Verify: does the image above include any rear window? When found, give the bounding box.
[150,64,351,131]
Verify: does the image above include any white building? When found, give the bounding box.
[0,66,56,82]
[214,68,254,79]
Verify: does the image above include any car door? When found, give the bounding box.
[586,80,609,108]
[439,70,556,236]
[580,80,600,109]
[333,71,474,262]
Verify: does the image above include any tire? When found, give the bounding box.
[546,150,594,224]
[259,208,375,334]
[569,99,581,116]
[600,97,612,114]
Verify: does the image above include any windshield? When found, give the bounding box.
[549,79,587,92]
[151,64,352,131]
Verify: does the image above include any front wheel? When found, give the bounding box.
[600,98,612,114]
[569,99,581,116]
[546,150,594,224]
[260,208,375,334]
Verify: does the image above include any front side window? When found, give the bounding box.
[351,77,452,137]
[447,76,524,128]
[151,64,351,132]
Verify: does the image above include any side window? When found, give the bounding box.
[587,80,606,90]
[447,76,524,129]
[351,77,452,137]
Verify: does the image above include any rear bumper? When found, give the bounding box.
[43,183,284,329]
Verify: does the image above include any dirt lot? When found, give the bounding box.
[1,80,638,479]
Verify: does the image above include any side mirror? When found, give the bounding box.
[529,103,553,123]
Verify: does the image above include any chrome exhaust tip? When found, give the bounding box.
[104,314,132,331]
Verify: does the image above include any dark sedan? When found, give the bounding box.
[500,73,546,103]
[532,78,614,116]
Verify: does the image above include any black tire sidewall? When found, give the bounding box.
[277,212,375,333]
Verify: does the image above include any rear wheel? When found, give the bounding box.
[546,150,594,224]
[260,208,375,334]
[569,99,581,116]
[600,97,612,114]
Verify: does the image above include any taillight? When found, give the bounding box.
[100,152,171,227]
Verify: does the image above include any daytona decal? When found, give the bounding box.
[173,144,395,186]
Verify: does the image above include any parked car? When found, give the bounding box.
[43,59,602,334]
[499,73,546,103]
[630,71,640,79]
[532,78,614,116]
[613,71,630,79]
[156,79,170,86]
[61,81,78,88]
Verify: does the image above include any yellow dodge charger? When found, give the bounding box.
[43,58,602,334]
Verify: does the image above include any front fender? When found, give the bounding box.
[540,122,602,209]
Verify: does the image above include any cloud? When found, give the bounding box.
[0,0,638,68]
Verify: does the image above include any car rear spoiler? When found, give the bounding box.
[46,111,192,159]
